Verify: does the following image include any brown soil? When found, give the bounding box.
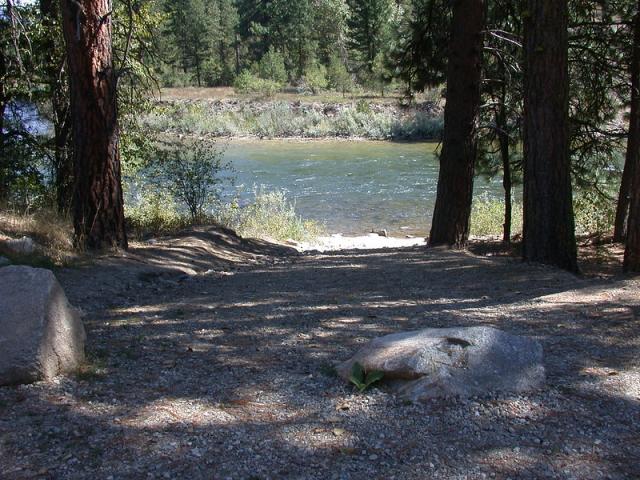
[1,227,638,479]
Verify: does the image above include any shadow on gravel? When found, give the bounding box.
[1,245,639,479]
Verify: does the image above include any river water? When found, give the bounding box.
[222,140,504,236]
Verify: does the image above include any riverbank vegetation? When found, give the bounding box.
[142,100,443,140]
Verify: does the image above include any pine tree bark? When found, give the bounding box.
[615,6,640,243]
[429,0,485,248]
[60,0,127,249]
[624,3,640,272]
[0,46,6,202]
[499,115,512,244]
[522,0,578,272]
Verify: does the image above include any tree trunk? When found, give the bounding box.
[60,0,128,250]
[0,45,6,202]
[522,0,577,272]
[615,6,640,244]
[499,111,512,244]
[614,158,634,242]
[624,4,640,272]
[429,0,485,248]
[235,33,241,75]
[494,77,512,244]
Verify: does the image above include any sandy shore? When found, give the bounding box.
[295,233,427,252]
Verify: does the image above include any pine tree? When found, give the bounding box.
[60,0,128,249]
[624,0,640,272]
[522,0,578,272]
[429,0,486,248]
[347,0,392,74]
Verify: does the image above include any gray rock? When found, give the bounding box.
[3,236,36,255]
[0,256,9,266]
[0,266,86,386]
[337,326,545,400]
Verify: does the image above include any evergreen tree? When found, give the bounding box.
[347,0,392,75]
[60,0,128,249]
[389,0,450,94]
[624,0,640,271]
[522,0,578,272]
[429,0,486,248]
[163,0,215,86]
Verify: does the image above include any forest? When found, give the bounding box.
[1,0,639,272]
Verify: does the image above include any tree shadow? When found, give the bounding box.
[1,244,638,478]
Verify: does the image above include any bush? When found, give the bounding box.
[304,64,329,94]
[470,196,523,237]
[233,70,281,97]
[125,190,187,238]
[141,101,445,140]
[574,189,616,235]
[218,187,324,242]
[202,58,223,87]
[147,140,232,223]
[391,113,443,140]
[327,55,353,95]
[258,47,287,85]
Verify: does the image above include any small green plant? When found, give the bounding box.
[349,362,384,392]
[76,355,108,381]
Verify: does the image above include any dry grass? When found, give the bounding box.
[0,208,76,266]
[159,86,436,105]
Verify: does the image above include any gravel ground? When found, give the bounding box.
[1,231,639,480]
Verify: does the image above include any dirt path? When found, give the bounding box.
[1,229,639,479]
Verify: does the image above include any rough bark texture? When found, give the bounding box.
[500,123,512,244]
[496,81,512,244]
[522,0,578,273]
[60,0,128,250]
[429,0,485,248]
[615,7,640,243]
[0,9,9,202]
[624,5,640,272]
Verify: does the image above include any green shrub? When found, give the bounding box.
[218,187,324,242]
[304,64,329,94]
[574,189,616,235]
[355,99,372,115]
[147,140,232,223]
[470,196,523,237]
[391,113,443,140]
[141,101,444,140]
[125,190,187,237]
[233,70,281,97]
[327,55,353,95]
[258,47,288,85]
[202,58,223,87]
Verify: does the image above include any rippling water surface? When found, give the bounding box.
[222,140,503,236]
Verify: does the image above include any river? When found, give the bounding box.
[222,140,505,236]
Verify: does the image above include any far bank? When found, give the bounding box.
[141,88,444,141]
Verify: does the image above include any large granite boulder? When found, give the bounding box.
[337,326,545,401]
[0,266,86,386]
